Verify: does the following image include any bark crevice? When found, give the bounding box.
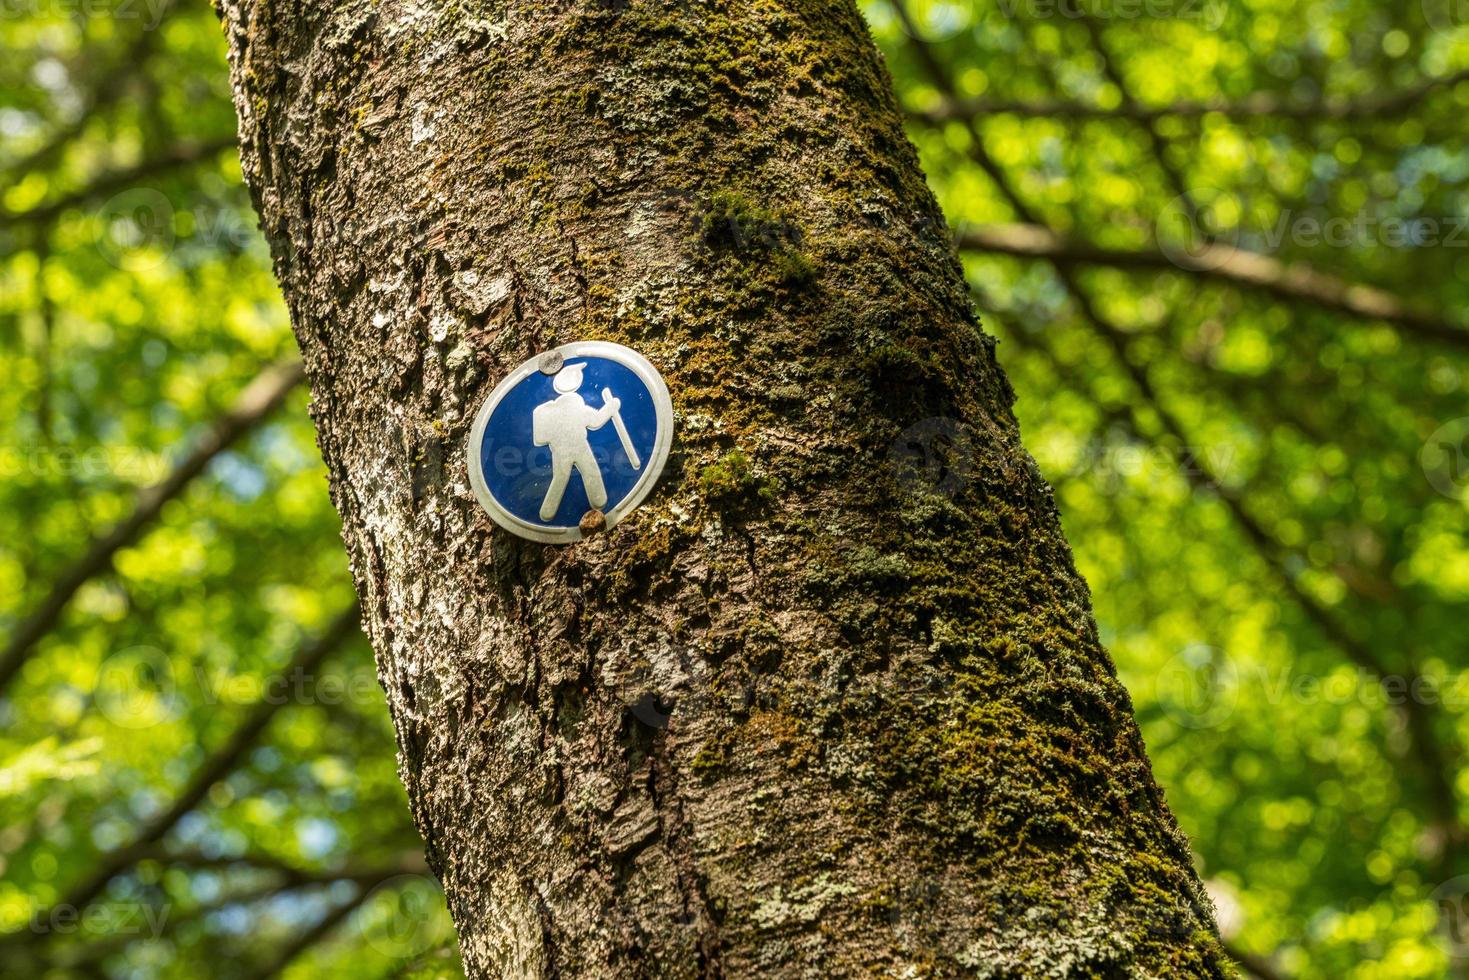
[649,726,725,979]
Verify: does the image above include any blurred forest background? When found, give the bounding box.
[3,0,1468,977]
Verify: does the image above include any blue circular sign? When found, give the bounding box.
[467,342,674,543]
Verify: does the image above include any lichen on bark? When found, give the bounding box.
[217,0,1229,976]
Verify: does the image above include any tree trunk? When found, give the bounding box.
[216,2,1226,976]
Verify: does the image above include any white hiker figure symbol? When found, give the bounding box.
[532,362,642,521]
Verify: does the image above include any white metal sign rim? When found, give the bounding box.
[467,341,674,544]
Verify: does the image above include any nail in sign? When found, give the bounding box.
[467,342,674,543]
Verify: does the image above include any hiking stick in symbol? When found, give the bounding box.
[602,386,642,471]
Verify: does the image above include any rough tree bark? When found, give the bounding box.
[217,2,1227,976]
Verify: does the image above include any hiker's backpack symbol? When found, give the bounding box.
[468,342,673,544]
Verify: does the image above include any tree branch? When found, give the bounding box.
[889,2,1042,227]
[0,606,360,945]
[1223,942,1288,980]
[47,852,427,972]
[0,359,305,694]
[1069,7,1201,224]
[0,19,173,186]
[955,223,1469,349]
[913,68,1469,125]
[163,846,428,887]
[999,301,1465,865]
[243,882,384,980]
[0,137,238,232]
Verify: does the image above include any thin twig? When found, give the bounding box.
[1070,6,1200,222]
